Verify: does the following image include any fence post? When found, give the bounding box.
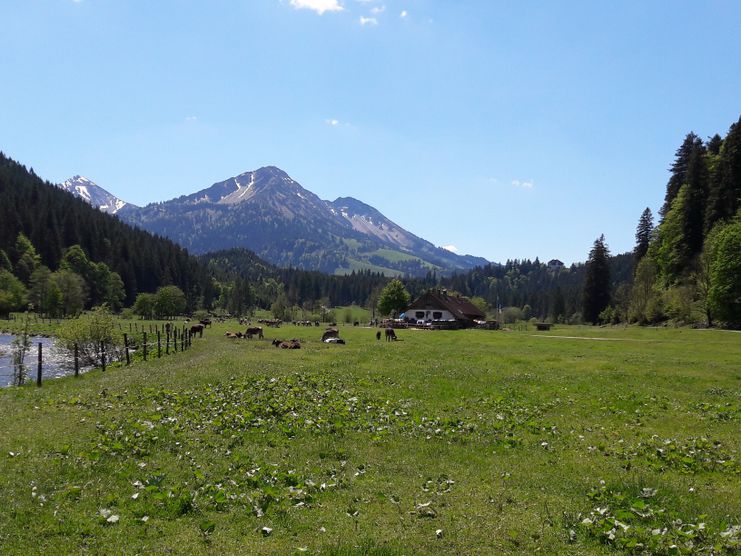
[174,332,178,352]
[143,332,148,361]
[36,342,42,387]
[157,331,161,358]
[101,341,106,372]
[166,332,170,355]
[74,343,79,377]
[124,334,130,365]
[129,322,133,333]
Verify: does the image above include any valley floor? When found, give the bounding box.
[0,324,739,555]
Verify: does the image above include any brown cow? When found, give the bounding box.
[272,339,301,349]
[245,326,264,339]
[190,323,205,337]
[385,328,397,341]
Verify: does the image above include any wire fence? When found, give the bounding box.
[1,324,201,388]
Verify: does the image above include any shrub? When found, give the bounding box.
[55,305,122,367]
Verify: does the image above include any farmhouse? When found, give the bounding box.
[406,289,485,328]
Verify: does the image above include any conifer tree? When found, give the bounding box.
[634,207,654,262]
[681,139,709,257]
[582,235,611,324]
[705,116,741,232]
[707,133,723,155]
[661,133,701,218]
[0,249,12,272]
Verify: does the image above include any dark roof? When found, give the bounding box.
[407,289,485,321]
[547,259,564,266]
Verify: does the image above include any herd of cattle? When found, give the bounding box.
[213,320,401,349]
[178,315,401,351]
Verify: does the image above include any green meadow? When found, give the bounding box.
[0,323,738,555]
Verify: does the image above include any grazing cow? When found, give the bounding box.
[190,323,205,338]
[321,328,339,342]
[324,337,346,344]
[353,321,359,327]
[385,328,397,341]
[245,326,264,339]
[225,332,238,339]
[200,318,212,328]
[376,330,382,341]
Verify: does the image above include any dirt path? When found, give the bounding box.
[529,335,653,342]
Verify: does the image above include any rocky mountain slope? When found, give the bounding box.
[59,175,135,215]
[63,167,488,276]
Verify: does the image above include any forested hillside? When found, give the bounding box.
[0,153,208,310]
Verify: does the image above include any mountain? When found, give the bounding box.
[65,167,488,276]
[328,196,488,272]
[59,175,135,215]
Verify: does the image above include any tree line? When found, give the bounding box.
[2,111,738,328]
[580,116,740,327]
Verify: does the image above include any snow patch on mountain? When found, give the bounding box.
[59,176,135,215]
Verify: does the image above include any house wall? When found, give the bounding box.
[409,308,456,322]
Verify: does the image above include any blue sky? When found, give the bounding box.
[1,1,740,264]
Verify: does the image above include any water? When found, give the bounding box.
[0,334,82,387]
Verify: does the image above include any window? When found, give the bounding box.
[415,311,425,319]
[432,311,443,320]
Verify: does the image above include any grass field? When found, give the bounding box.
[0,323,739,554]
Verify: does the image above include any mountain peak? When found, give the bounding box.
[59,175,134,215]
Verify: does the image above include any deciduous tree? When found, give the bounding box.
[377,279,411,317]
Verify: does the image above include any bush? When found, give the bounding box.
[55,305,122,367]
[568,312,583,325]
[501,306,523,324]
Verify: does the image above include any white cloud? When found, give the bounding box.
[512,179,534,190]
[370,5,385,14]
[400,10,408,18]
[359,16,378,26]
[325,118,340,126]
[185,116,198,122]
[290,0,343,15]
[442,245,458,253]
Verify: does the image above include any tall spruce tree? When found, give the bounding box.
[634,207,654,262]
[661,132,701,219]
[705,116,741,232]
[583,235,611,324]
[681,139,709,257]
